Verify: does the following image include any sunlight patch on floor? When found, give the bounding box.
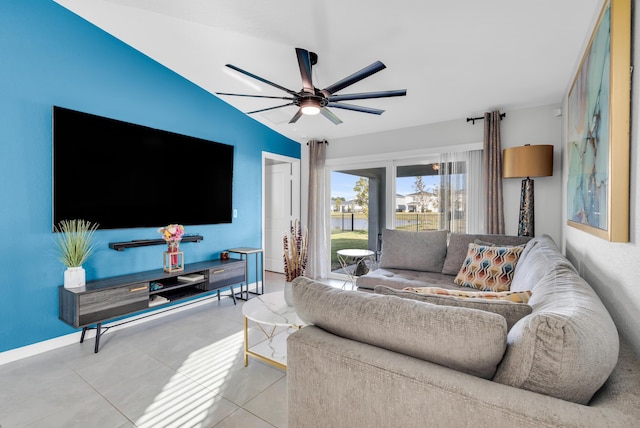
[135,331,244,428]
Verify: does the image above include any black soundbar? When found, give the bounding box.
[108,235,204,251]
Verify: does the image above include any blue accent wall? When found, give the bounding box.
[0,0,300,353]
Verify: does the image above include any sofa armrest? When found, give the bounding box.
[288,327,638,428]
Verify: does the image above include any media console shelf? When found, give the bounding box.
[58,258,245,353]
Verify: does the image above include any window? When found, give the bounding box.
[326,149,482,279]
[394,150,482,234]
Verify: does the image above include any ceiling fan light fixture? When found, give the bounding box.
[300,99,320,115]
[220,47,406,125]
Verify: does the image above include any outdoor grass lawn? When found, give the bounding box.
[331,229,368,271]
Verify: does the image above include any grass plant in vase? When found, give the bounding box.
[53,219,99,288]
[283,219,308,306]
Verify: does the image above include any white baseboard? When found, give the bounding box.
[0,286,246,366]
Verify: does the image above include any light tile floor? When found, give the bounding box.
[0,272,343,428]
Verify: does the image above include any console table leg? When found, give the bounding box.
[94,322,102,353]
[230,285,237,305]
[80,327,87,344]
[243,316,249,367]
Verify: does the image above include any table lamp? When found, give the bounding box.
[502,144,553,237]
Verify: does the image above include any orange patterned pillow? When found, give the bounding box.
[403,286,532,304]
[454,243,524,292]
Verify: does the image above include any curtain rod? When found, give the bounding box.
[466,113,506,125]
[306,140,329,146]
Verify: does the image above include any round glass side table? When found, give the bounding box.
[336,249,375,289]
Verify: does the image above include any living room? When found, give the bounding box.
[1,0,639,426]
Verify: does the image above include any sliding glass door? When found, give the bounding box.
[330,167,385,275]
[326,149,482,279]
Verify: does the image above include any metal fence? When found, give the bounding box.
[331,212,465,233]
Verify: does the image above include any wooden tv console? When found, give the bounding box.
[58,259,245,353]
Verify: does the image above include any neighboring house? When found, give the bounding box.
[337,199,364,213]
[404,191,439,212]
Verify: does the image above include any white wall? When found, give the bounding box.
[563,1,640,356]
[301,103,563,244]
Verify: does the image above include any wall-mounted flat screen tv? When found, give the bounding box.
[53,106,234,230]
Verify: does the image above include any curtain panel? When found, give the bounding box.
[483,111,505,234]
[306,140,328,279]
[439,150,484,234]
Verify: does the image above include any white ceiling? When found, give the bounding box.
[55,0,602,144]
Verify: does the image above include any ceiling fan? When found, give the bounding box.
[216,47,407,125]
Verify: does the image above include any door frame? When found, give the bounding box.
[262,152,301,271]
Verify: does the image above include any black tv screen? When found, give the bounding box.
[53,106,234,230]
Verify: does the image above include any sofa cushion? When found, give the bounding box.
[374,285,532,331]
[509,235,574,294]
[379,229,448,272]
[356,268,457,291]
[293,276,508,379]
[442,234,532,275]
[454,243,523,292]
[493,236,619,404]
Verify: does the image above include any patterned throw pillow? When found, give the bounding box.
[403,286,532,303]
[454,243,524,292]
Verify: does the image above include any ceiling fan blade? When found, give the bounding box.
[320,107,343,125]
[225,64,298,96]
[322,61,386,95]
[328,89,406,102]
[295,48,314,94]
[216,92,295,101]
[327,102,385,115]
[247,102,295,114]
[289,109,304,124]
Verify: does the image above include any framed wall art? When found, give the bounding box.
[566,0,630,242]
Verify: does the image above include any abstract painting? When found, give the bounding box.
[567,0,630,242]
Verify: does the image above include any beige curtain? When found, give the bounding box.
[307,140,328,279]
[483,111,505,234]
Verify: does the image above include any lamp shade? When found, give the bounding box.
[503,144,553,178]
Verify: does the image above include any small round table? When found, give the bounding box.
[337,249,375,289]
[242,292,305,370]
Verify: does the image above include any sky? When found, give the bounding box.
[331,171,439,201]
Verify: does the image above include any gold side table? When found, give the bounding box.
[242,292,305,370]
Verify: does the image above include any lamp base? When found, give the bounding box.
[518,178,534,237]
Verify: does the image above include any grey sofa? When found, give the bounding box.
[287,234,640,427]
[356,230,532,292]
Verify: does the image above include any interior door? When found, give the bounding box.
[265,162,292,272]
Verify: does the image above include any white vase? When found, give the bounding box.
[64,266,86,288]
[284,281,294,307]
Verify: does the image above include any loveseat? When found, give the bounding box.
[287,233,640,427]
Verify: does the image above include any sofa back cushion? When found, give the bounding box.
[379,229,448,272]
[442,234,531,275]
[293,276,507,379]
[493,236,619,404]
[374,285,532,331]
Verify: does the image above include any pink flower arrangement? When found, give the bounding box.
[158,224,185,242]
